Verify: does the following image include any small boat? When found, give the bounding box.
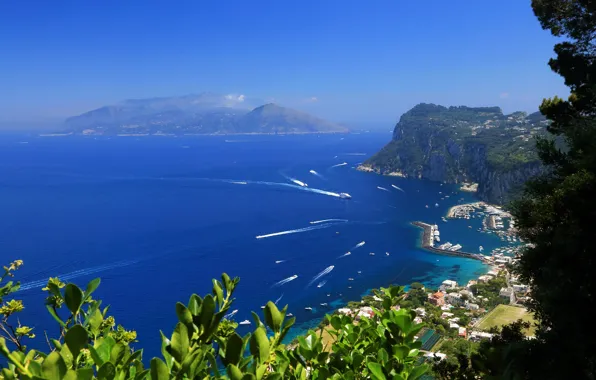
[320,303,328,307]
[260,306,265,309]
[286,313,294,317]
[305,307,313,311]
[369,252,375,256]
[435,203,439,207]
[479,246,484,252]
[357,271,362,274]
[239,320,251,325]
[425,205,429,208]
[348,286,352,289]
[340,192,352,199]
[385,252,390,256]
[348,278,354,281]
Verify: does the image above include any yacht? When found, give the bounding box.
[340,192,352,199]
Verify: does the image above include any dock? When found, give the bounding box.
[411,221,485,261]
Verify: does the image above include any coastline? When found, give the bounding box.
[39,131,350,137]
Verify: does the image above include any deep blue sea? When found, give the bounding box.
[0,133,505,358]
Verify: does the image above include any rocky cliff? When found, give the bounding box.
[363,103,548,204]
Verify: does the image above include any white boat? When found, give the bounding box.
[320,303,328,307]
[348,278,354,281]
[425,205,429,208]
[340,192,352,199]
[386,252,390,256]
[357,270,362,274]
[290,179,308,187]
[479,246,484,252]
[317,280,327,288]
[305,307,313,311]
[435,236,440,242]
[239,320,251,325]
[286,313,294,317]
[435,203,439,207]
[369,252,375,256]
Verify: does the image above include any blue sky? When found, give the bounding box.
[1,0,568,129]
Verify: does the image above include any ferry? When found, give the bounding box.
[340,192,352,199]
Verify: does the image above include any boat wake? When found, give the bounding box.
[317,280,327,288]
[309,170,324,179]
[256,221,346,239]
[272,275,298,287]
[338,251,351,258]
[391,184,405,192]
[308,265,334,287]
[377,186,390,192]
[275,260,285,264]
[275,293,284,304]
[344,153,367,156]
[310,219,348,224]
[330,162,347,168]
[221,178,342,198]
[351,241,366,250]
[19,260,138,292]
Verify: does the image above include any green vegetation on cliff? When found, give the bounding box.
[365,103,548,203]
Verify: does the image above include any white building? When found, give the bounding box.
[442,279,458,289]
[446,292,465,306]
[465,303,480,310]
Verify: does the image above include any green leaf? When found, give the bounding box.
[367,362,386,380]
[1,368,15,380]
[227,364,243,380]
[159,331,173,369]
[64,369,78,380]
[135,369,150,380]
[175,302,193,325]
[241,374,256,380]
[41,352,67,380]
[407,364,429,380]
[187,294,202,315]
[213,279,224,306]
[378,348,389,364]
[393,345,410,361]
[88,346,104,366]
[65,325,88,364]
[64,284,84,315]
[97,362,116,380]
[76,368,94,380]
[110,343,126,366]
[249,327,270,363]
[224,332,244,366]
[199,295,215,334]
[150,358,169,380]
[256,364,267,380]
[88,309,104,336]
[264,302,283,332]
[170,322,189,363]
[85,278,101,299]
[46,305,66,327]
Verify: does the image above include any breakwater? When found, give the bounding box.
[411,221,484,261]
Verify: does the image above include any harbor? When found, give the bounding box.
[411,221,485,261]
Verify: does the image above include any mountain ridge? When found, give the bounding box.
[63,93,348,135]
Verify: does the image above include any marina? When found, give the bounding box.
[411,221,485,261]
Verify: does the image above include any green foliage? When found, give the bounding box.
[0,266,429,379]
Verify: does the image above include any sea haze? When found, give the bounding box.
[0,133,500,358]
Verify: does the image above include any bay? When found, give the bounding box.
[0,133,502,359]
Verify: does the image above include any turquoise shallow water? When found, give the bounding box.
[0,133,497,357]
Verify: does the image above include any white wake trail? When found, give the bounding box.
[330,162,348,168]
[377,186,390,192]
[351,241,366,250]
[308,266,335,287]
[338,251,352,258]
[275,293,284,305]
[310,219,348,224]
[309,170,325,179]
[19,260,138,292]
[391,184,405,192]
[256,221,346,239]
[272,275,298,287]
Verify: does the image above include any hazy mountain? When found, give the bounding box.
[63,93,347,135]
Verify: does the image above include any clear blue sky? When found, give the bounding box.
[0,0,568,129]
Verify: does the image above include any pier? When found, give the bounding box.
[411,221,485,261]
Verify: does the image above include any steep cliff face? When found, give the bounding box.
[364,103,548,204]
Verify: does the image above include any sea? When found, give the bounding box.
[0,133,506,359]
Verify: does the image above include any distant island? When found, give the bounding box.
[361,103,549,204]
[61,93,348,136]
